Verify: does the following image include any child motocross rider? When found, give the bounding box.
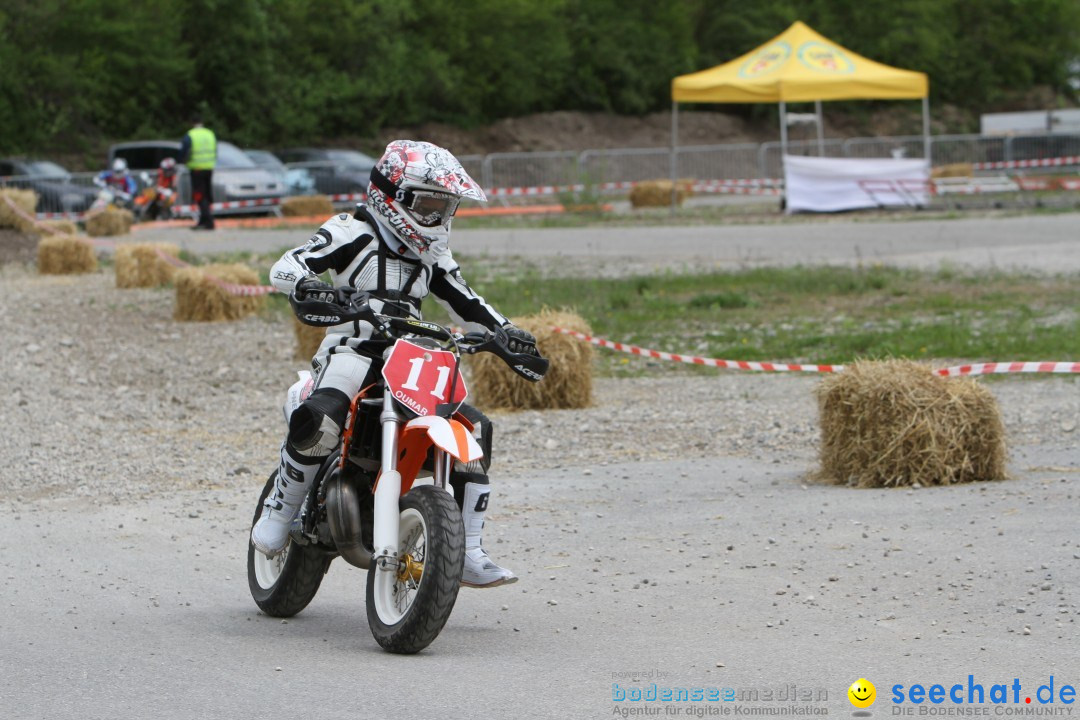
[251,140,536,588]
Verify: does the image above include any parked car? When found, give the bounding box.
[275,148,377,196]
[0,158,99,214]
[243,149,317,196]
[108,140,286,207]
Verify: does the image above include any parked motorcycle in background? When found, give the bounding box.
[247,290,548,654]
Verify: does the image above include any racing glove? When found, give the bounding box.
[295,276,340,304]
[502,323,539,356]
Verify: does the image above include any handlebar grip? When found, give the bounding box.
[383,316,453,341]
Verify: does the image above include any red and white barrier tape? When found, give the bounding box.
[3,195,116,244]
[552,327,843,373]
[935,361,1080,377]
[973,155,1080,171]
[553,327,1079,378]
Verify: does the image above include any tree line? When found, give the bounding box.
[0,0,1077,158]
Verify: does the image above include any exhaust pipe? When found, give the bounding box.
[324,471,372,569]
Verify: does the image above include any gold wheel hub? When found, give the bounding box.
[396,553,424,584]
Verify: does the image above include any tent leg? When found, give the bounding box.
[670,100,678,213]
[815,100,825,156]
[922,96,931,165]
[779,101,788,154]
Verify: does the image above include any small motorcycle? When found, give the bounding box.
[132,171,176,221]
[247,291,548,654]
[90,177,134,213]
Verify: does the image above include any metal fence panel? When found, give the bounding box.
[0,171,103,215]
[757,139,847,178]
[676,143,763,181]
[481,151,580,191]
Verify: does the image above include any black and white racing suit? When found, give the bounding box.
[269,206,501,516]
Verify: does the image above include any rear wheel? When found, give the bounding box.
[247,470,331,617]
[366,484,464,654]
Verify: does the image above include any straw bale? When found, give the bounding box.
[37,235,98,275]
[85,207,134,237]
[38,219,79,235]
[115,243,181,288]
[173,263,263,322]
[931,163,974,179]
[293,316,327,360]
[815,359,1007,488]
[467,309,592,410]
[0,189,40,233]
[280,195,335,217]
[629,179,693,208]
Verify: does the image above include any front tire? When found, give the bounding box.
[247,470,331,617]
[366,484,465,654]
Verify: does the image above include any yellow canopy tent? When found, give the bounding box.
[669,21,931,185]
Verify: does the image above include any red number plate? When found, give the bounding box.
[381,340,467,416]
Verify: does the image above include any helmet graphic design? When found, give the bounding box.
[367,140,486,255]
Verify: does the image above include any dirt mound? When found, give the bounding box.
[376,110,774,155]
[0,230,38,265]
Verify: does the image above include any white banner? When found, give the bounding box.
[783,155,930,213]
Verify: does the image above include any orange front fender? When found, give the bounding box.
[395,415,483,496]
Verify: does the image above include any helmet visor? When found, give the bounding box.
[408,190,459,227]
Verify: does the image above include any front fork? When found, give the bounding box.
[371,393,452,570]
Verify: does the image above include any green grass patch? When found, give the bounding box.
[431,263,1079,375]
[191,245,1079,378]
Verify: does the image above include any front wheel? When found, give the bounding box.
[366,484,464,654]
[247,470,331,617]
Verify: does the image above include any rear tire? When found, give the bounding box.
[247,470,331,618]
[366,484,464,654]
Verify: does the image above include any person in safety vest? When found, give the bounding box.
[252,140,537,588]
[180,114,217,230]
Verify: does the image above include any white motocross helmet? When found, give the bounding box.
[366,140,486,256]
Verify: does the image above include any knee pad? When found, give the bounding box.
[287,387,350,459]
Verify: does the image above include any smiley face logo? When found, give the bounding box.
[848,678,876,708]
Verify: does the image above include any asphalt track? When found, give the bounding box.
[4,212,1079,719]
[132,211,1080,272]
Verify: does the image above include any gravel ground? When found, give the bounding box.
[1,262,1076,506]
[3,256,1080,719]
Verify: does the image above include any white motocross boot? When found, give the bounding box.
[460,481,517,588]
[251,447,319,557]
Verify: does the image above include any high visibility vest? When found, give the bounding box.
[187,127,217,170]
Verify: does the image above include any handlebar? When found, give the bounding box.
[291,288,549,382]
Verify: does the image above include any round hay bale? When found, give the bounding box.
[629,179,692,209]
[0,189,40,233]
[173,263,264,322]
[467,309,592,410]
[37,219,79,236]
[280,195,335,218]
[115,243,181,288]
[37,234,98,275]
[815,359,1007,488]
[293,315,326,359]
[85,207,134,237]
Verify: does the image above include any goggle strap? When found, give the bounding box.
[369,167,415,207]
